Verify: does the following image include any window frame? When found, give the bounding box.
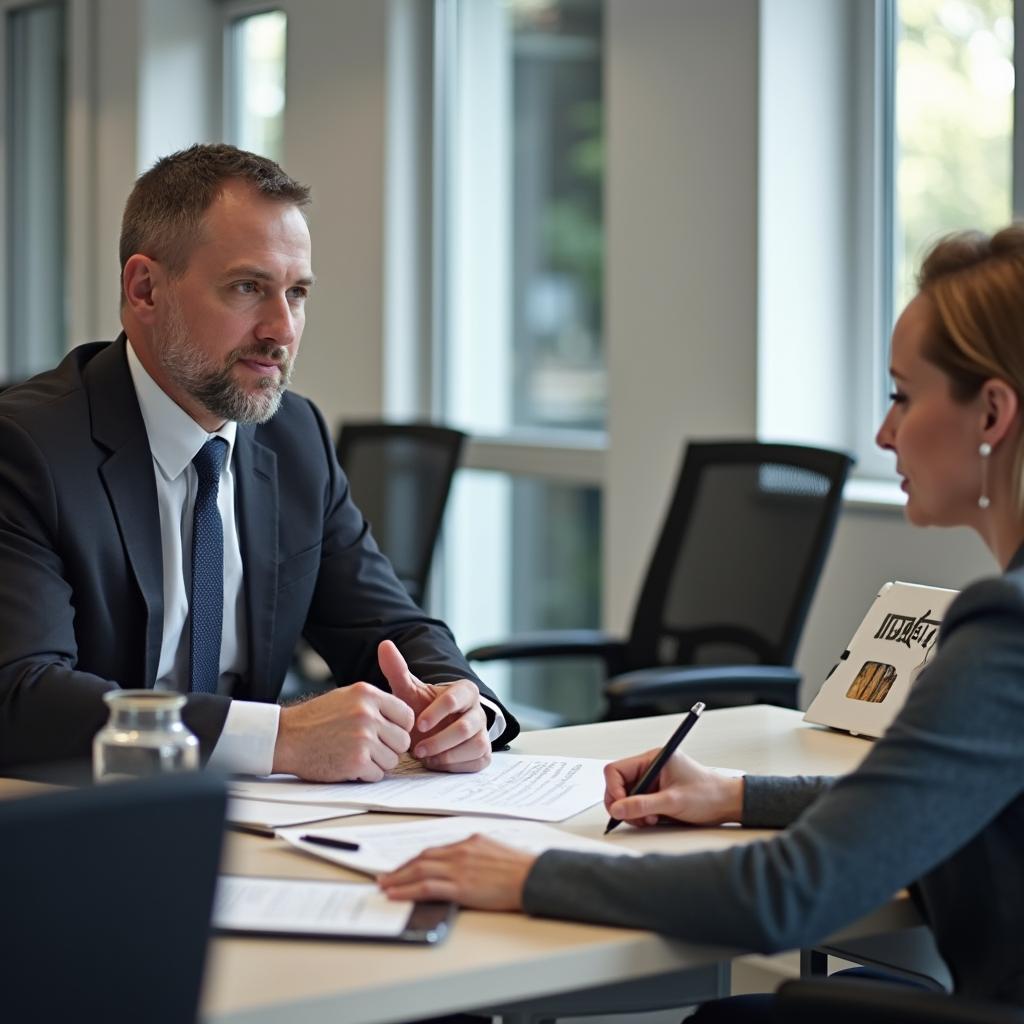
[848,0,897,481]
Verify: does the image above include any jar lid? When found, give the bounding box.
[102,689,187,711]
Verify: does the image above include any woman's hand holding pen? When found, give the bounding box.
[604,750,744,828]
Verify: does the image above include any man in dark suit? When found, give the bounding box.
[0,144,518,779]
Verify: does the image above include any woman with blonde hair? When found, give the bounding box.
[381,226,1024,1016]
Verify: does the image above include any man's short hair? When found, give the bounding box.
[119,143,311,285]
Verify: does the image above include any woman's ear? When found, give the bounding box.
[980,378,1020,447]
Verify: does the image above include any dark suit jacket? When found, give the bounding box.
[0,337,518,767]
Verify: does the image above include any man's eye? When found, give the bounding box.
[287,287,309,302]
[235,281,259,295]
[888,391,907,405]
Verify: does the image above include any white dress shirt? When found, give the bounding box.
[127,341,278,774]
[125,341,504,775]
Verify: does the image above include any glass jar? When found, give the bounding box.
[93,690,200,782]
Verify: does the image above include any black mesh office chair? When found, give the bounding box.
[776,978,1024,1023]
[286,421,467,698]
[336,421,467,606]
[468,441,853,720]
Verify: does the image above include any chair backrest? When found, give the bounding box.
[626,441,853,671]
[0,771,226,1023]
[336,421,467,605]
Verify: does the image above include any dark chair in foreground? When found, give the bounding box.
[0,772,226,1023]
[337,421,467,606]
[468,441,853,721]
[776,978,1024,1023]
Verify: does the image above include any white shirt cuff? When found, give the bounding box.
[435,683,507,744]
[206,700,281,776]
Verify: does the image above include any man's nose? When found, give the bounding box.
[257,294,298,347]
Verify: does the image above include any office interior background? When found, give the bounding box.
[0,0,1007,722]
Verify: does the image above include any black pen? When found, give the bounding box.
[300,834,361,851]
[604,701,705,835]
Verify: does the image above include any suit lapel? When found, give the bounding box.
[86,336,164,686]
[233,426,279,699]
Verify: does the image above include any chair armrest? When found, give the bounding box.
[466,631,628,674]
[605,664,800,711]
[776,979,1024,1024]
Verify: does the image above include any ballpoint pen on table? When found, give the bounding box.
[300,834,361,851]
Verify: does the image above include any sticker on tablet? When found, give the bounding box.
[845,661,897,703]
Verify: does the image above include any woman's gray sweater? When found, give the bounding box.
[523,554,1024,1002]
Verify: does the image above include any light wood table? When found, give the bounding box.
[200,705,927,1023]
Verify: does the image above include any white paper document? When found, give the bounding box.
[213,875,412,937]
[279,815,640,876]
[231,752,606,822]
[227,798,364,830]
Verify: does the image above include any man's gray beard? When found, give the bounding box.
[154,303,293,425]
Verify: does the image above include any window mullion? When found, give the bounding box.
[1014,0,1024,216]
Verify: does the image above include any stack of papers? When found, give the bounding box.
[231,752,607,823]
[278,815,640,876]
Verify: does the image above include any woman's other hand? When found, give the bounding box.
[379,835,536,910]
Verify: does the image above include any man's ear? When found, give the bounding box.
[121,255,162,323]
[980,378,1020,448]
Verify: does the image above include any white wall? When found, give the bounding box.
[603,0,760,631]
[283,0,390,424]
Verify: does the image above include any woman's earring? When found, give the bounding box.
[979,442,992,509]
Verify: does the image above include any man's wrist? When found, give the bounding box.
[271,704,293,775]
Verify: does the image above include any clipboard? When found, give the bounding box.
[212,874,456,944]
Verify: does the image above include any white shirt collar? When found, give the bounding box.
[125,338,237,481]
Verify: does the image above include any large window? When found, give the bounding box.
[224,8,287,162]
[892,0,1013,313]
[435,0,605,722]
[4,0,65,380]
[850,0,1017,478]
[508,1,603,431]
[438,0,604,435]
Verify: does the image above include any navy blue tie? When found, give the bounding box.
[189,437,228,694]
